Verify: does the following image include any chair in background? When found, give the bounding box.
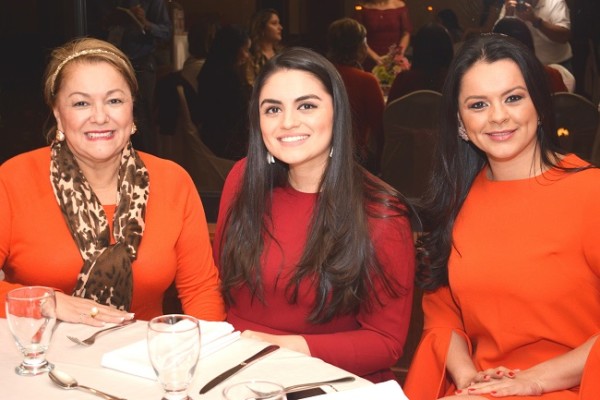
[552,92,600,162]
[174,85,234,193]
[592,123,600,166]
[381,90,442,202]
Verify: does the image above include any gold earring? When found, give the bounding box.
[131,123,137,135]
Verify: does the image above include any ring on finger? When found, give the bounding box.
[90,306,99,319]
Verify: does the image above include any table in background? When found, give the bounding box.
[0,319,369,400]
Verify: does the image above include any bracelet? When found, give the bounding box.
[533,17,543,29]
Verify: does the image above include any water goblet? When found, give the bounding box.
[5,286,57,376]
[147,314,200,400]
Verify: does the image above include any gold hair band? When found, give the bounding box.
[50,48,126,96]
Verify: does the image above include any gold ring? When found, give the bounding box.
[90,306,99,318]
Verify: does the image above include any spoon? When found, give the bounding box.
[49,369,126,400]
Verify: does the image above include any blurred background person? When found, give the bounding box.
[436,8,465,51]
[327,17,385,174]
[353,0,413,72]
[247,8,284,84]
[387,22,454,103]
[103,0,173,155]
[180,15,219,93]
[196,25,252,160]
[497,0,573,69]
[493,16,570,92]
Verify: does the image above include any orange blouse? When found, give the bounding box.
[0,147,225,322]
[404,154,600,399]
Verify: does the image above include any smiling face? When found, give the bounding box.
[458,59,540,180]
[52,61,134,170]
[259,69,334,188]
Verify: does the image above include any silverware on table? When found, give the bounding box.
[49,369,126,400]
[247,376,356,399]
[199,344,280,394]
[67,319,136,346]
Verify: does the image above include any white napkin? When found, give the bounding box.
[310,380,409,400]
[100,320,240,380]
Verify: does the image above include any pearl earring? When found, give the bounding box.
[131,123,137,135]
[56,130,65,142]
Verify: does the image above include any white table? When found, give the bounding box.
[0,319,369,399]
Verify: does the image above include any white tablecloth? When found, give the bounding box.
[0,319,370,399]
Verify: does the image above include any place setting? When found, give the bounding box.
[1,288,379,399]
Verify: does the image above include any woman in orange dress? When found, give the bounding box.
[404,34,600,399]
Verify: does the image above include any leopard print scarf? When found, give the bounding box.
[50,141,149,311]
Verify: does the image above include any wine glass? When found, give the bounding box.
[5,286,57,376]
[147,314,200,400]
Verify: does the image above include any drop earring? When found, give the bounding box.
[131,123,137,135]
[266,152,275,164]
[457,115,469,141]
[56,129,65,142]
[329,148,333,158]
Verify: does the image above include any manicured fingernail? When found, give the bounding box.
[455,389,463,394]
[468,388,476,392]
[508,371,515,377]
[484,375,490,380]
[491,391,497,395]
[496,371,502,375]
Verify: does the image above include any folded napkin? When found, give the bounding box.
[311,380,409,400]
[101,320,240,380]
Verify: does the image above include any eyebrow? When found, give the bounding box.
[462,85,528,104]
[260,94,322,107]
[67,88,127,98]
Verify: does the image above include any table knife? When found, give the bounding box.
[199,344,280,394]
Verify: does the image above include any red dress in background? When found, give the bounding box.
[354,6,412,70]
[334,64,385,173]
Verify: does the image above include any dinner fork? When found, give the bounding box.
[67,319,136,346]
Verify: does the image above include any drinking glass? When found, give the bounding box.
[5,286,57,376]
[223,380,286,400]
[147,314,200,400]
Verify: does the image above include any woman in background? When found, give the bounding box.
[404,33,600,399]
[327,17,385,174]
[387,22,454,103]
[247,8,283,84]
[353,0,412,72]
[197,25,252,160]
[214,47,415,382]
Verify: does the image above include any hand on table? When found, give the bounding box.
[55,292,134,327]
[241,329,310,355]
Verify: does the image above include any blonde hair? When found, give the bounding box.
[43,38,138,108]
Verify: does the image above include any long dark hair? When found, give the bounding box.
[417,34,566,290]
[219,47,411,323]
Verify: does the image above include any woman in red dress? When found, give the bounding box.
[354,0,413,71]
